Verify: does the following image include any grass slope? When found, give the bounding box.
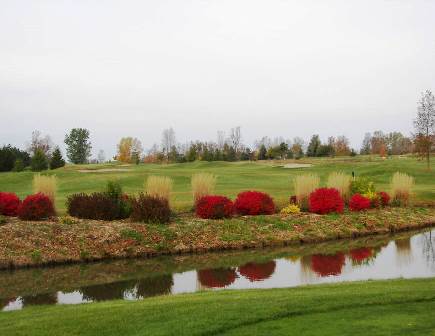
[0,156,434,213]
[2,278,435,335]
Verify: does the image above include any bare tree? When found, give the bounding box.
[414,90,435,169]
[27,130,53,157]
[97,150,105,163]
[229,126,242,153]
[161,128,176,161]
[217,131,225,150]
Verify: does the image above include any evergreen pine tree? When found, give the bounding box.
[31,149,48,171]
[50,147,66,169]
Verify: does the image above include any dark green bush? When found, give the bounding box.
[130,193,171,224]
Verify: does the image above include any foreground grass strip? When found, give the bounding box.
[1,278,435,336]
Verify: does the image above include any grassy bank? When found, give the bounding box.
[0,156,434,213]
[2,278,435,335]
[0,207,433,269]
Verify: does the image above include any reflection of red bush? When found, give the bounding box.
[239,261,276,282]
[350,248,373,263]
[198,268,237,288]
[234,191,275,216]
[0,192,21,216]
[311,253,345,277]
[308,188,344,214]
[349,194,371,211]
[196,195,234,219]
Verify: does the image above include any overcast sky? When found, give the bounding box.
[1,0,434,159]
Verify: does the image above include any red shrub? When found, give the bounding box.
[308,188,344,214]
[239,261,276,282]
[0,192,21,216]
[197,268,238,288]
[289,195,297,204]
[349,193,371,211]
[311,253,345,277]
[196,195,234,219]
[378,191,390,207]
[18,193,55,220]
[234,191,275,216]
[350,248,373,264]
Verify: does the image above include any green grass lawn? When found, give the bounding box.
[2,278,435,335]
[0,155,434,213]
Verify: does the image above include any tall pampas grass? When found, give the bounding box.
[294,174,320,209]
[390,172,414,206]
[33,174,57,205]
[327,172,351,200]
[191,173,217,203]
[145,176,173,201]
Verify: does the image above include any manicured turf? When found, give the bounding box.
[0,155,434,213]
[1,278,435,335]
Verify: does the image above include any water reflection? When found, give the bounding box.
[1,229,435,311]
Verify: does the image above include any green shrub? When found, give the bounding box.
[12,159,24,172]
[31,149,48,172]
[350,177,375,195]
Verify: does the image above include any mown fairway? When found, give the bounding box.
[2,278,435,336]
[0,155,434,213]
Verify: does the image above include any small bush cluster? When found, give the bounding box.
[234,191,275,216]
[195,195,233,219]
[349,193,371,211]
[280,204,301,215]
[308,188,344,214]
[130,193,171,224]
[350,177,375,195]
[0,192,21,216]
[18,193,55,220]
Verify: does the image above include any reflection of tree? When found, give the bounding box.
[311,253,345,277]
[395,237,412,266]
[349,248,374,265]
[422,231,435,271]
[300,255,313,282]
[21,293,57,306]
[80,280,136,302]
[136,274,173,298]
[239,261,276,282]
[198,268,237,288]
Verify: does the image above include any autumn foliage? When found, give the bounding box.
[0,192,21,216]
[18,193,55,220]
[197,268,238,288]
[234,191,275,216]
[195,195,233,219]
[349,193,371,211]
[350,248,373,264]
[308,188,344,214]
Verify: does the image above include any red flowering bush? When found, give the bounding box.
[349,193,371,211]
[0,192,21,216]
[197,268,238,288]
[239,261,276,282]
[196,195,234,219]
[311,253,345,277]
[308,188,344,214]
[18,193,55,220]
[378,191,390,207]
[350,248,373,264]
[234,191,275,216]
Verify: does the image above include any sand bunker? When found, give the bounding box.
[78,168,131,173]
[282,163,313,169]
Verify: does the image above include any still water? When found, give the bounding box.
[1,229,434,311]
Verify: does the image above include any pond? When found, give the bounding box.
[1,229,434,311]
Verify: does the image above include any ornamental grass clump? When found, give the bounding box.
[390,172,414,206]
[33,174,57,205]
[294,174,320,210]
[145,176,173,202]
[327,172,351,200]
[191,173,217,204]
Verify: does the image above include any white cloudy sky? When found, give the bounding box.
[0,0,434,158]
